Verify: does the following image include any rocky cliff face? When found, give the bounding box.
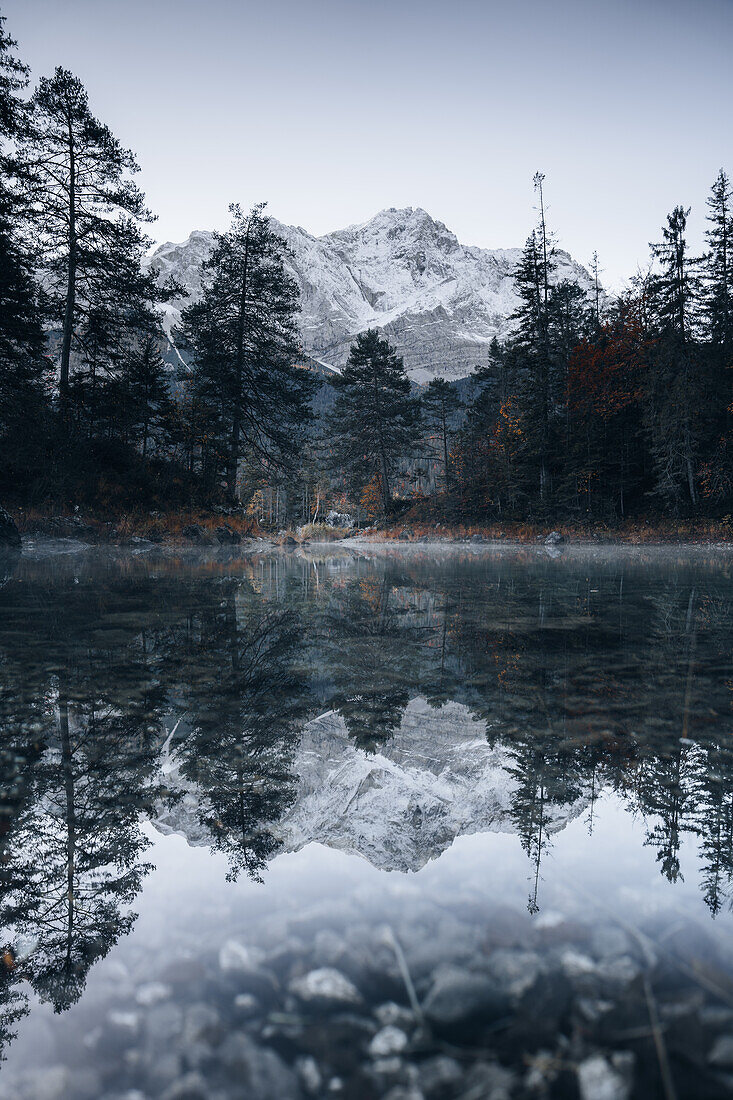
[154,697,587,873]
[146,208,596,382]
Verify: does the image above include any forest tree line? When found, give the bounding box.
[1,12,732,525]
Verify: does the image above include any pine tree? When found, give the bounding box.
[503,175,597,511]
[0,13,28,136]
[422,377,463,489]
[646,205,703,506]
[181,203,312,499]
[589,250,603,328]
[698,170,733,505]
[507,230,556,502]
[22,68,153,416]
[121,325,173,461]
[0,16,45,481]
[328,329,421,514]
[704,170,733,355]
[566,297,648,517]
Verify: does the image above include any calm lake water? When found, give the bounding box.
[1,543,733,1100]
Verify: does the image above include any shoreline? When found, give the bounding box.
[7,508,733,550]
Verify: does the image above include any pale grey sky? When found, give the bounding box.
[4,0,731,286]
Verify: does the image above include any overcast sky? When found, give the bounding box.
[4,0,731,287]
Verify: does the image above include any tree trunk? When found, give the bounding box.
[442,407,450,488]
[228,221,252,500]
[59,120,77,417]
[59,695,76,966]
[379,448,391,514]
[371,370,392,513]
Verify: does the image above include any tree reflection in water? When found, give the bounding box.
[0,548,731,1058]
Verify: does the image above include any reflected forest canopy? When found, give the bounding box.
[1,548,732,1053]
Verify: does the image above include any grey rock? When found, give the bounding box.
[289,967,362,1007]
[577,1055,630,1100]
[417,1055,463,1097]
[181,524,203,541]
[146,1053,186,1094]
[596,954,641,989]
[313,928,349,968]
[544,530,565,545]
[700,1006,733,1028]
[183,1002,221,1045]
[0,506,21,549]
[326,510,354,528]
[215,524,241,545]
[219,938,265,973]
[234,992,259,1017]
[296,1056,322,1095]
[709,1034,733,1067]
[135,981,171,1006]
[381,1089,424,1100]
[374,1002,415,1030]
[369,1025,409,1057]
[107,1009,139,1033]
[422,964,509,1030]
[145,1001,184,1044]
[590,926,633,960]
[487,948,543,998]
[559,948,597,978]
[217,1032,300,1098]
[463,1061,514,1099]
[577,997,614,1023]
[0,1068,101,1100]
[160,1072,211,1100]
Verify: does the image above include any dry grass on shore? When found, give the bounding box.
[13,507,269,542]
[374,517,733,545]
[9,505,733,547]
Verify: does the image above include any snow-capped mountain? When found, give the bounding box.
[154,697,587,873]
[147,208,597,382]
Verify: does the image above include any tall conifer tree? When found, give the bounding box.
[704,170,733,355]
[22,68,153,416]
[181,203,312,499]
[422,377,463,489]
[0,16,44,473]
[647,205,702,506]
[328,329,421,514]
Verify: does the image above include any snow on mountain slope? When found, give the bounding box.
[154,697,587,873]
[147,208,596,382]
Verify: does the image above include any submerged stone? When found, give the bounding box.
[577,1054,630,1100]
[422,965,509,1032]
[709,1034,733,1067]
[369,1025,409,1057]
[289,967,362,1007]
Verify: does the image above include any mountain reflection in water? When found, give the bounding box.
[0,545,732,1099]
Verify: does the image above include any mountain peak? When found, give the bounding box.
[148,209,594,382]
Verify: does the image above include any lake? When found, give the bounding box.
[1,542,732,1099]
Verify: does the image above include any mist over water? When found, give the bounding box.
[1,544,732,1098]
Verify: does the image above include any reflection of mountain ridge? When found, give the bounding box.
[155,697,588,873]
[2,549,733,1065]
